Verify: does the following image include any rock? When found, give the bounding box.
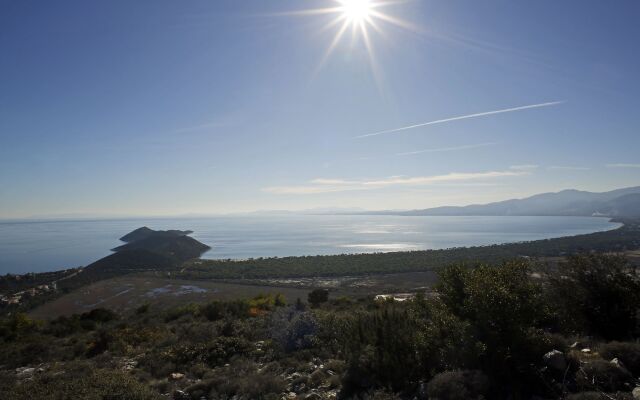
[169,372,185,381]
[581,348,592,354]
[122,359,138,371]
[633,387,640,400]
[305,394,322,400]
[610,358,626,369]
[286,392,297,399]
[15,367,35,379]
[326,390,338,400]
[173,390,189,400]
[543,350,567,371]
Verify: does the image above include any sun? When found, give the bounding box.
[282,0,416,84]
[339,0,373,24]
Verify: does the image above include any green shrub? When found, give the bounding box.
[308,289,329,307]
[436,261,550,387]
[0,313,41,340]
[81,308,118,323]
[599,341,640,375]
[270,308,319,352]
[575,360,633,392]
[567,392,633,400]
[204,336,253,367]
[548,254,640,340]
[189,359,285,400]
[2,363,160,400]
[136,303,150,314]
[164,303,200,322]
[426,370,489,400]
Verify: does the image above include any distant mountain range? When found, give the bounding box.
[361,186,640,218]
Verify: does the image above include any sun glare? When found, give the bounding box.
[340,0,372,23]
[284,0,415,81]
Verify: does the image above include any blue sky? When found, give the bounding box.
[1,0,639,218]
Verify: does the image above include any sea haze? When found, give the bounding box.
[0,215,622,275]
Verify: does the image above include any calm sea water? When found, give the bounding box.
[0,215,621,275]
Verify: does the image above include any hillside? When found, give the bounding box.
[2,255,640,400]
[381,186,640,217]
[58,228,211,289]
[119,227,194,243]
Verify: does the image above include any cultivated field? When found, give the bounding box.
[29,269,440,318]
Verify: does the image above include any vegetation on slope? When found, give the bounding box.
[1,254,639,399]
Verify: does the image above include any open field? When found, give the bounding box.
[28,248,640,320]
[29,274,313,319]
[29,269,440,318]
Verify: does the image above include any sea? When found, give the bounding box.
[0,215,622,275]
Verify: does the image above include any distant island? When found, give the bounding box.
[118,226,194,243]
[353,186,640,217]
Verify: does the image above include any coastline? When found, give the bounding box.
[0,215,621,276]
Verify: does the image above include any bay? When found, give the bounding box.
[0,215,621,274]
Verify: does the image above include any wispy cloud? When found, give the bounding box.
[310,178,360,185]
[606,163,640,169]
[548,166,590,171]
[510,164,539,171]
[263,170,529,195]
[174,117,238,134]
[355,101,564,139]
[395,142,498,156]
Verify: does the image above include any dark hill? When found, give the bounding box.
[59,227,210,289]
[119,227,193,243]
[112,235,210,260]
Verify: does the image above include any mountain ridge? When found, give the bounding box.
[357,186,640,217]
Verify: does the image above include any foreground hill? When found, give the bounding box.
[2,255,639,400]
[375,186,640,217]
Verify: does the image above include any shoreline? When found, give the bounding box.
[0,216,627,279]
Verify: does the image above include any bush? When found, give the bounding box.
[575,360,633,392]
[567,392,634,400]
[599,341,640,376]
[189,359,285,400]
[81,308,118,323]
[135,303,150,314]
[204,336,253,367]
[270,308,319,352]
[164,303,200,322]
[308,289,329,307]
[436,261,550,387]
[548,254,640,340]
[426,370,489,400]
[0,313,41,340]
[1,363,160,400]
[200,301,227,321]
[340,305,423,394]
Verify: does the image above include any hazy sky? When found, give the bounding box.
[1,0,639,218]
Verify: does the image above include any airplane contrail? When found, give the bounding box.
[355,100,565,139]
